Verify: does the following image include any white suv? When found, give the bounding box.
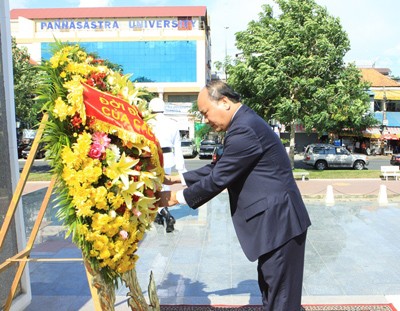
[181,139,197,158]
[303,143,369,170]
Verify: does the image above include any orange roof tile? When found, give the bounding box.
[360,68,400,87]
[10,6,207,19]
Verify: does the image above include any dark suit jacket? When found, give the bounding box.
[182,105,311,261]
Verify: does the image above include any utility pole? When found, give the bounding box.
[382,86,388,132]
[224,26,229,80]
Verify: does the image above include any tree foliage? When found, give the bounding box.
[227,0,376,140]
[12,37,42,128]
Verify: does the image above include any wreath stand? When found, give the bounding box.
[0,114,160,310]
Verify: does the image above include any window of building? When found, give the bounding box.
[168,95,197,102]
[178,17,193,30]
[41,40,197,83]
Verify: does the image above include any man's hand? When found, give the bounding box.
[163,175,181,185]
[156,191,179,207]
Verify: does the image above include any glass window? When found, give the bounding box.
[181,141,193,147]
[178,17,193,30]
[326,148,336,154]
[168,95,197,102]
[41,40,197,83]
[313,147,325,154]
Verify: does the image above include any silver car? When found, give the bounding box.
[181,139,197,158]
[303,143,369,170]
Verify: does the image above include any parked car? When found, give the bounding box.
[21,143,46,159]
[17,139,32,158]
[303,143,369,170]
[17,129,37,158]
[181,139,197,158]
[211,145,224,164]
[390,154,400,166]
[199,139,218,159]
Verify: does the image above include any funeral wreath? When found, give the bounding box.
[36,42,164,288]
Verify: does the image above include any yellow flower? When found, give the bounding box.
[44,43,167,279]
[105,152,140,189]
[108,193,125,210]
[92,234,108,250]
[89,249,99,258]
[92,214,111,232]
[76,203,94,217]
[116,254,137,273]
[76,223,89,236]
[137,196,158,213]
[99,248,111,260]
[49,48,70,68]
[64,75,86,121]
[120,180,144,210]
[61,146,76,167]
[82,159,102,184]
[139,171,159,189]
[77,50,87,61]
[93,186,108,210]
[73,132,92,158]
[53,97,69,121]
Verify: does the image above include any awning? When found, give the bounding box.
[387,127,400,134]
[372,89,400,100]
[363,128,381,138]
[381,132,399,140]
[362,127,400,139]
[383,127,400,140]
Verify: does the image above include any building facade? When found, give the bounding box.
[10,6,211,139]
[360,68,400,155]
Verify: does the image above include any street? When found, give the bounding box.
[19,153,392,173]
[184,154,391,171]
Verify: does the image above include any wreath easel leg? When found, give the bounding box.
[84,259,116,311]
[121,269,160,310]
[84,258,160,311]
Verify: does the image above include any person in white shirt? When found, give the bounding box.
[147,97,186,232]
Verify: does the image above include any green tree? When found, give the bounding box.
[227,0,376,166]
[12,37,42,129]
[214,55,233,80]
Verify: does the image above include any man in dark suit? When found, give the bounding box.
[158,80,311,311]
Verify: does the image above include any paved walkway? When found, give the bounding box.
[23,177,400,199]
[17,179,400,310]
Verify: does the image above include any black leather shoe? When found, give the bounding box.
[160,207,175,233]
[154,212,164,225]
[165,215,175,233]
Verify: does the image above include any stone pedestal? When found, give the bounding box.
[0,0,31,308]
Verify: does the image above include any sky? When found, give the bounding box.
[8,0,400,77]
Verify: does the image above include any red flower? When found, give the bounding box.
[71,113,82,128]
[144,189,154,197]
[88,116,96,127]
[88,142,103,159]
[115,204,127,214]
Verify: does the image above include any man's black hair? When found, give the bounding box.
[205,80,241,103]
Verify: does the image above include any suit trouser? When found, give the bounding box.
[158,166,172,212]
[257,231,307,311]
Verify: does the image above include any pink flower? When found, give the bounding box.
[119,230,128,240]
[132,208,142,217]
[88,142,103,159]
[92,132,111,152]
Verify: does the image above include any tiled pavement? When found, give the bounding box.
[18,179,400,310]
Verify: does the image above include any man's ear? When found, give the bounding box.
[222,98,231,110]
